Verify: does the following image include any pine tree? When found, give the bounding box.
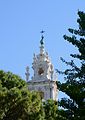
[57,11,85,120]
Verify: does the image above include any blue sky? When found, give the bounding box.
[0,0,85,98]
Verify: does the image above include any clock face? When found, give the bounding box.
[38,68,44,75]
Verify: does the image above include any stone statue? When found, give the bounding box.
[40,30,45,45]
[40,35,44,45]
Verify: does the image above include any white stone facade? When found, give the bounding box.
[27,36,57,100]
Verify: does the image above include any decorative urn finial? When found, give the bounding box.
[25,66,30,82]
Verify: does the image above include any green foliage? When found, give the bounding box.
[0,70,43,120]
[43,99,58,120]
[0,70,60,120]
[0,70,26,90]
[57,11,85,120]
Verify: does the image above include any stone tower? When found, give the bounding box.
[27,34,57,100]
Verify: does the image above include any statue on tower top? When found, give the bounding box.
[40,30,45,54]
[40,30,45,46]
[40,36,44,45]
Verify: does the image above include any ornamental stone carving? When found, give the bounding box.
[27,35,57,101]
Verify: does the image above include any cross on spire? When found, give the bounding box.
[40,30,45,34]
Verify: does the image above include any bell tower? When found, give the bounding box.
[27,33,57,101]
[32,34,54,81]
